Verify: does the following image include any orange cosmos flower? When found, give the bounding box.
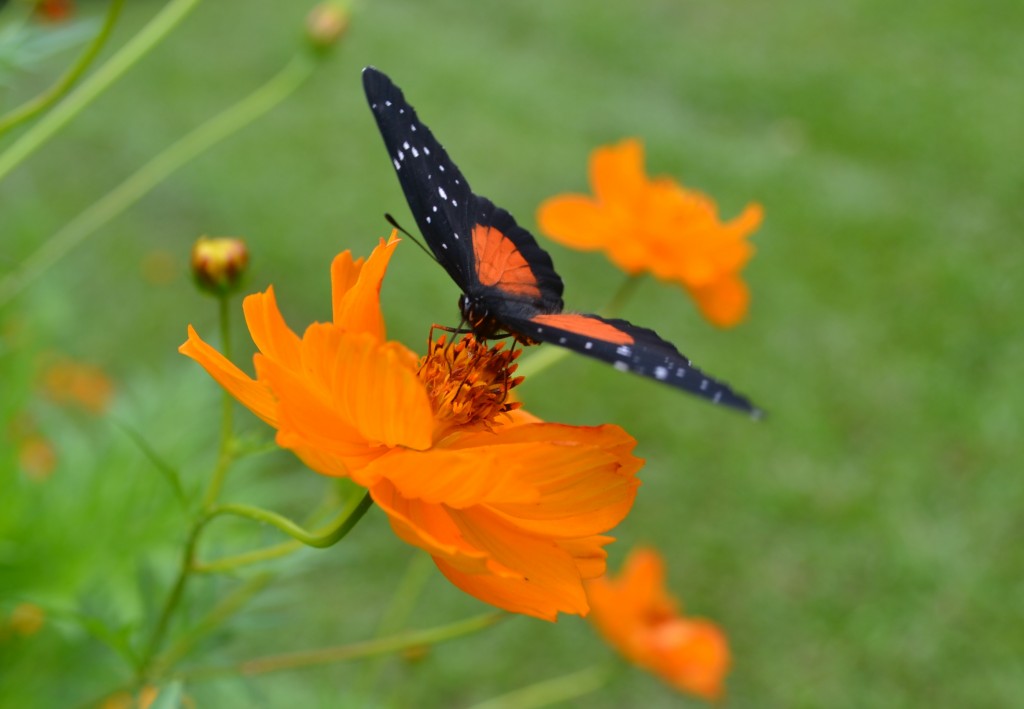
[180,232,642,621]
[537,139,762,327]
[586,547,730,701]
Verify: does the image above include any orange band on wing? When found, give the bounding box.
[530,314,635,345]
[472,224,542,299]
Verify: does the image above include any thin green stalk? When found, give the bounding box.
[178,612,506,681]
[0,0,203,181]
[603,273,645,318]
[0,53,316,306]
[192,538,302,574]
[207,492,374,549]
[138,517,209,679]
[359,553,435,693]
[467,665,611,709]
[201,295,235,508]
[0,0,126,136]
[153,572,274,675]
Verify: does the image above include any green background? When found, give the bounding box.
[2,0,1021,706]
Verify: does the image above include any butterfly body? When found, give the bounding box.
[362,67,760,416]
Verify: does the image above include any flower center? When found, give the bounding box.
[418,333,523,437]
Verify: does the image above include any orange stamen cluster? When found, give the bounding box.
[418,334,523,437]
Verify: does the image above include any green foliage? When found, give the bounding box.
[2,0,1022,707]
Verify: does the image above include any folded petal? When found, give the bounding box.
[437,505,592,620]
[243,286,302,371]
[332,232,399,339]
[179,325,277,427]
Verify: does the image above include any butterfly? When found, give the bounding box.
[362,67,761,416]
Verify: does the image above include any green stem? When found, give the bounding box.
[138,517,209,679]
[178,612,506,681]
[0,53,315,306]
[359,553,435,693]
[603,274,644,319]
[0,0,203,181]
[202,295,234,508]
[0,0,126,136]
[192,538,302,574]
[467,665,611,709]
[207,492,374,549]
[153,572,274,675]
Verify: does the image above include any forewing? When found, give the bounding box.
[363,66,475,289]
[363,67,564,311]
[505,312,761,416]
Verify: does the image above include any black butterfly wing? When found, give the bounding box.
[501,311,762,416]
[363,66,563,312]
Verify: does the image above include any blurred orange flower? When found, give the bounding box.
[181,232,643,620]
[537,139,762,327]
[40,357,114,414]
[17,434,57,481]
[586,547,730,701]
[35,0,73,22]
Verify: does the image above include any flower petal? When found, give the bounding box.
[690,274,750,328]
[591,138,648,207]
[332,232,399,339]
[240,286,302,373]
[437,505,592,620]
[536,196,613,251]
[260,325,433,480]
[179,325,277,427]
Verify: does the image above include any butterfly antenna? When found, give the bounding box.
[385,213,437,263]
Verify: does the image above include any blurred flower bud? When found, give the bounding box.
[9,603,45,637]
[306,3,350,51]
[190,236,249,297]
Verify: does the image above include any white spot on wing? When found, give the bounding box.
[439,165,445,172]
[432,205,438,212]
[402,141,410,150]
[584,342,593,350]
[616,345,632,357]
[392,159,400,170]
[411,125,417,132]
[453,233,459,240]
[423,146,430,154]
[397,150,404,161]
[713,391,722,403]
[426,216,431,223]
[385,100,392,107]
[411,147,419,157]
[613,361,629,372]
[452,199,458,207]
[654,366,668,380]
[438,186,447,200]
[700,379,709,391]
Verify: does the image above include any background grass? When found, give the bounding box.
[2,0,1022,706]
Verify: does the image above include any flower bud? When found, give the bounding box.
[190,236,249,297]
[306,3,350,51]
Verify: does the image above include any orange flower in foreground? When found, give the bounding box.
[586,547,730,701]
[180,233,643,620]
[537,139,762,327]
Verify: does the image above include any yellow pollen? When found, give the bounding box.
[418,333,523,435]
